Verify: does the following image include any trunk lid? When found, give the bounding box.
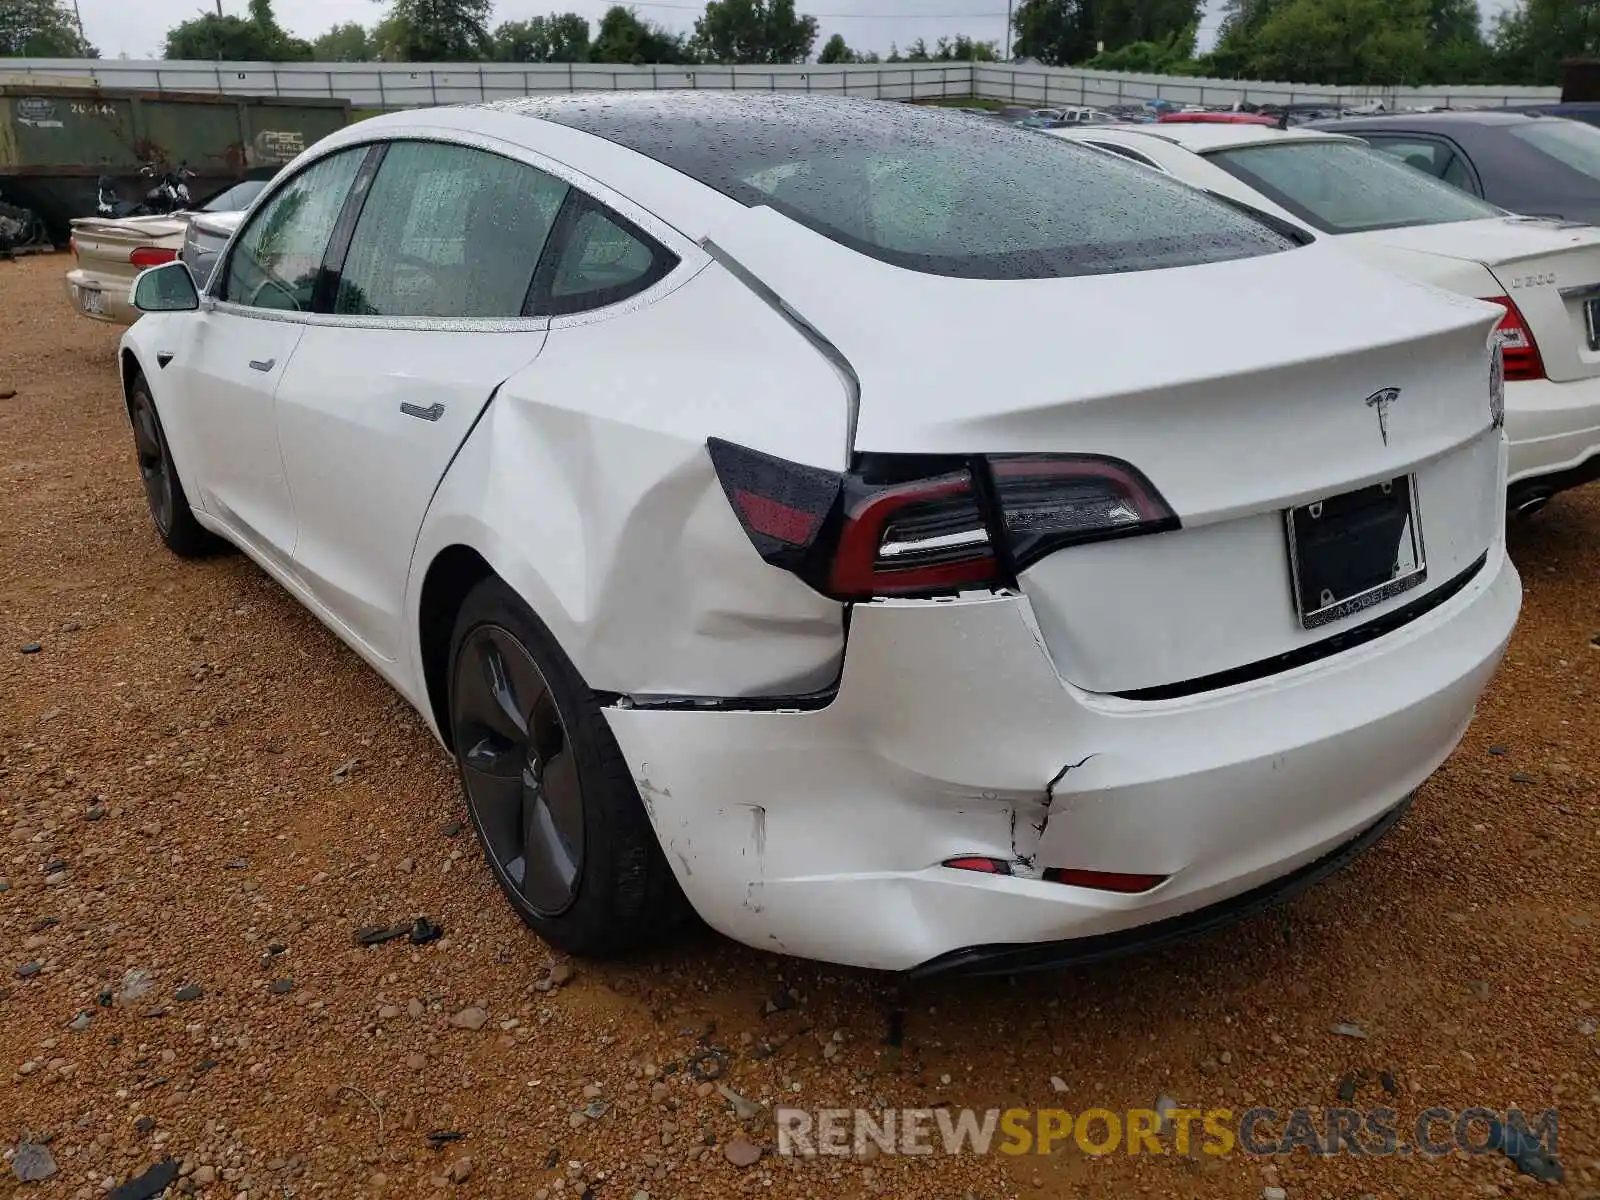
[69,215,188,281]
[1348,215,1600,384]
[707,207,1504,693]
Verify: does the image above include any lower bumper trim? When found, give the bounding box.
[908,792,1414,978]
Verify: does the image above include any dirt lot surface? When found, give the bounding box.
[2,254,1598,1200]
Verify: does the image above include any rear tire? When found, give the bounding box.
[127,374,226,558]
[447,575,687,957]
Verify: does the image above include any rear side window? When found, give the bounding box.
[1208,139,1502,233]
[526,94,1292,279]
[1510,119,1600,183]
[334,141,568,319]
[224,149,364,311]
[528,197,677,317]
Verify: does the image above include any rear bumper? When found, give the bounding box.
[1506,374,1600,490]
[603,544,1520,972]
[64,269,135,326]
[911,792,1413,977]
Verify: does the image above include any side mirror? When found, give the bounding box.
[132,261,200,313]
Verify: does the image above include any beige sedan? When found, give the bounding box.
[65,213,190,325]
[64,179,269,325]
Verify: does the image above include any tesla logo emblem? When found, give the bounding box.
[1366,387,1400,445]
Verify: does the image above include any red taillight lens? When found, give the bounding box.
[1481,296,1544,382]
[706,440,1178,602]
[129,246,178,268]
[1042,867,1167,893]
[943,856,1013,874]
[69,235,78,260]
[828,470,996,599]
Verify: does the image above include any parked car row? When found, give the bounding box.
[64,178,270,325]
[97,93,1533,977]
[1052,116,1600,513]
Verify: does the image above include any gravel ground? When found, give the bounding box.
[2,254,1598,1200]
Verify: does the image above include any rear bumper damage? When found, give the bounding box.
[604,545,1519,973]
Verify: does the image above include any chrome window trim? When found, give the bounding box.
[212,124,709,330]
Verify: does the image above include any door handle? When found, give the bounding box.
[248,358,275,372]
[400,402,445,422]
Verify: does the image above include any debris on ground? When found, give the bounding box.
[106,1159,179,1200]
[9,1142,57,1183]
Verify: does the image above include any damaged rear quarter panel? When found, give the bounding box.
[408,262,850,698]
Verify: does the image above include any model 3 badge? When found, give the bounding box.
[1366,387,1400,445]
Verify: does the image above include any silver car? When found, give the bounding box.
[181,209,245,288]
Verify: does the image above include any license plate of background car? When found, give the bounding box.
[78,287,105,316]
[1584,296,1600,351]
[1285,476,1425,629]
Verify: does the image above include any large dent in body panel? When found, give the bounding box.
[410,263,850,698]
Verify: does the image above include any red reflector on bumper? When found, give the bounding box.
[942,856,1012,875]
[1043,868,1167,893]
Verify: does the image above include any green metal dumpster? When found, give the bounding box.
[0,85,350,241]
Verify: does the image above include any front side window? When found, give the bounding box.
[1510,118,1600,183]
[334,141,569,319]
[1207,139,1502,233]
[223,149,365,311]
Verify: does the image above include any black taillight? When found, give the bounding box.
[707,439,1177,601]
[990,454,1178,570]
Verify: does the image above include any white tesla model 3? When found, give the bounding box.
[118,94,1520,975]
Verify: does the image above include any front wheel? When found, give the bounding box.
[447,576,687,956]
[127,376,225,558]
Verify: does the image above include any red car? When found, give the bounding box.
[1156,112,1281,126]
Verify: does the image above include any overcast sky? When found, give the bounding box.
[72,0,1516,62]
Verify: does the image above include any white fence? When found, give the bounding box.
[2,58,1561,111]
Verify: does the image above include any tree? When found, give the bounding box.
[312,22,374,60]
[691,0,816,64]
[1097,0,1202,51]
[818,31,852,61]
[1491,0,1600,86]
[1239,0,1430,84]
[492,13,591,61]
[165,0,310,60]
[1010,0,1096,65]
[0,0,95,55]
[373,0,492,61]
[933,34,999,60]
[590,5,693,63]
[1085,23,1200,71]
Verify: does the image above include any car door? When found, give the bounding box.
[271,139,570,662]
[170,146,368,568]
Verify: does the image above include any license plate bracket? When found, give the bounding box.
[1285,476,1425,629]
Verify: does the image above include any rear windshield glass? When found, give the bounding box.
[198,179,267,212]
[515,94,1294,279]
[1208,139,1502,233]
[1510,118,1600,182]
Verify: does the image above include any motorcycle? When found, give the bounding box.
[95,163,198,218]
